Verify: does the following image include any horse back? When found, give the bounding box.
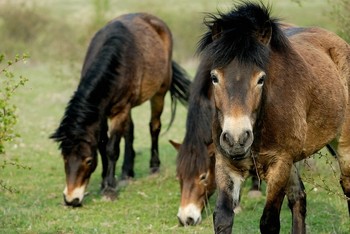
[116,13,173,105]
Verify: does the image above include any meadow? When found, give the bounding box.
[0,0,350,233]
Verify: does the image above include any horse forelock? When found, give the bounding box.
[176,138,211,180]
[197,1,290,69]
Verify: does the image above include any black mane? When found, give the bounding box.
[51,21,133,152]
[177,60,213,179]
[197,1,290,68]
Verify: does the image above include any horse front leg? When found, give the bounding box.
[101,130,122,200]
[121,113,135,180]
[213,155,244,234]
[260,159,292,234]
[285,164,306,234]
[98,118,109,187]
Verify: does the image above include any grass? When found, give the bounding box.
[0,0,350,233]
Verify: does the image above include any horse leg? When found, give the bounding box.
[213,155,243,233]
[260,159,292,234]
[121,113,136,180]
[285,164,306,234]
[101,111,128,199]
[99,118,109,188]
[149,94,165,174]
[248,171,262,198]
[337,112,350,215]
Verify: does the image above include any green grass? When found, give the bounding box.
[1,0,350,233]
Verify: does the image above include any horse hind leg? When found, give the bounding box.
[148,93,166,174]
[337,112,350,215]
[285,164,306,234]
[248,171,263,198]
[121,113,136,180]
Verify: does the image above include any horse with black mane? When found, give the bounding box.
[51,13,191,207]
[170,58,261,226]
[198,2,350,233]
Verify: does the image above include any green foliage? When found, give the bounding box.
[0,53,29,192]
[0,53,29,154]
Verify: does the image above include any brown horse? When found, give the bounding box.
[51,13,191,207]
[198,2,350,234]
[170,58,261,226]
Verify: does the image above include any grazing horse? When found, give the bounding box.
[170,58,261,226]
[197,2,350,234]
[51,13,191,207]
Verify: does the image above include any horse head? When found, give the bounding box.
[170,140,216,226]
[198,5,274,160]
[51,130,98,207]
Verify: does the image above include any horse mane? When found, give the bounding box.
[197,1,291,68]
[177,59,213,179]
[51,21,133,153]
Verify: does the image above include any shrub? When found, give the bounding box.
[0,53,29,192]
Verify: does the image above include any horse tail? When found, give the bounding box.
[166,61,192,131]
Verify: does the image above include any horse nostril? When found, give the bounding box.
[222,132,234,146]
[239,130,251,146]
[71,198,82,207]
[186,217,195,226]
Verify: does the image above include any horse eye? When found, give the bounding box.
[257,75,266,85]
[86,158,93,166]
[199,173,207,181]
[211,74,219,84]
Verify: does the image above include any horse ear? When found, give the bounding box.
[211,22,222,41]
[257,20,272,45]
[169,140,181,151]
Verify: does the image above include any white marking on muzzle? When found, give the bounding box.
[222,115,252,142]
[177,203,202,226]
[63,184,86,204]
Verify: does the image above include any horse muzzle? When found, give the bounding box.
[177,204,202,226]
[63,185,86,207]
[63,195,82,207]
[219,130,253,160]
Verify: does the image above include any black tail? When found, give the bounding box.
[167,61,192,131]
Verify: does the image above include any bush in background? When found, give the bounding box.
[0,1,83,63]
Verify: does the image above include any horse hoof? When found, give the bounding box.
[101,187,117,201]
[150,167,160,174]
[247,190,262,198]
[234,205,242,214]
[121,173,134,181]
[118,179,130,187]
